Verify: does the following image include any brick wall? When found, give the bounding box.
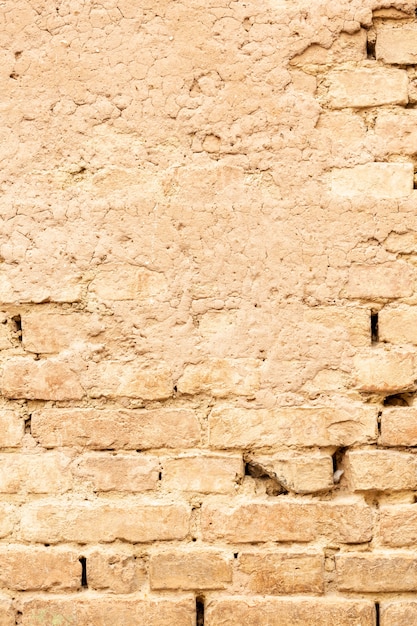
[2,1,417,624]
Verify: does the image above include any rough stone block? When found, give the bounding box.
[376,25,417,64]
[1,357,84,400]
[74,454,159,492]
[162,455,242,494]
[337,553,417,592]
[331,164,414,199]
[380,505,417,546]
[352,350,416,393]
[346,450,417,491]
[22,311,90,353]
[379,307,417,344]
[0,453,71,494]
[326,68,408,108]
[177,358,260,397]
[87,550,146,593]
[379,408,417,446]
[86,361,173,400]
[291,31,366,65]
[344,262,415,299]
[374,111,417,155]
[246,454,333,493]
[150,550,232,590]
[0,546,80,591]
[381,601,417,625]
[0,411,24,447]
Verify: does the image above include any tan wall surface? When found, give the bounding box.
[1,0,417,624]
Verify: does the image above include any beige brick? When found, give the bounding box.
[87,550,146,593]
[376,25,417,64]
[0,546,80,591]
[247,454,333,493]
[22,311,90,353]
[331,164,414,199]
[381,601,417,625]
[74,453,159,492]
[375,111,417,156]
[89,263,167,301]
[87,361,173,400]
[290,31,366,65]
[317,111,366,143]
[0,411,24,447]
[337,553,417,592]
[20,597,195,626]
[345,262,415,299]
[1,357,84,400]
[0,453,71,494]
[178,358,260,397]
[31,408,200,449]
[0,505,15,539]
[201,500,372,544]
[209,405,377,448]
[352,350,416,393]
[235,552,324,594]
[0,599,14,626]
[20,501,190,543]
[380,505,417,546]
[150,550,232,590]
[346,450,417,491]
[303,306,370,347]
[379,307,417,344]
[163,455,242,494]
[380,408,417,446]
[206,599,375,626]
[326,68,408,108]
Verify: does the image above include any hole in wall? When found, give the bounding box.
[366,38,376,59]
[244,458,288,496]
[196,596,205,626]
[383,393,410,406]
[375,602,380,626]
[24,416,31,435]
[371,311,378,343]
[12,315,22,342]
[79,557,88,588]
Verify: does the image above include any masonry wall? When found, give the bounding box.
[2,0,417,624]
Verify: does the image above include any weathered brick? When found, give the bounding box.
[290,31,366,65]
[150,550,232,590]
[374,110,417,156]
[22,311,91,353]
[376,25,417,64]
[205,598,375,626]
[201,500,373,544]
[246,454,333,494]
[380,505,417,547]
[86,361,173,400]
[20,597,195,626]
[0,410,24,447]
[346,450,417,491]
[87,550,146,593]
[0,546,80,591]
[379,307,417,344]
[1,357,84,400]
[209,405,377,448]
[89,263,168,301]
[385,231,417,254]
[31,408,201,449]
[74,453,159,492]
[0,505,15,539]
[381,601,417,625]
[0,599,14,626]
[352,350,416,393]
[337,553,417,592]
[235,552,324,594]
[0,453,71,494]
[20,501,190,543]
[163,455,242,494]
[177,358,260,397]
[331,164,414,199]
[344,262,415,299]
[326,68,408,108]
[379,407,417,446]
[303,306,370,347]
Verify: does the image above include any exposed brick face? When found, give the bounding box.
[3,1,417,621]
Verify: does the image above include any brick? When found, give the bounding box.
[20,501,190,543]
[337,553,417,592]
[0,599,14,626]
[376,25,417,64]
[247,454,333,494]
[235,552,324,594]
[22,311,90,353]
[0,411,24,447]
[326,68,408,108]
[163,455,242,494]
[303,306,370,347]
[178,358,260,397]
[344,262,415,299]
[31,408,200,449]
[205,599,375,626]
[381,601,417,625]
[346,450,417,491]
[87,361,173,400]
[89,263,167,301]
[209,405,377,448]
[379,307,417,344]
[20,597,195,626]
[1,357,84,400]
[74,453,159,492]
[331,164,414,199]
[379,408,417,446]
[380,505,417,547]
[374,111,417,156]
[87,550,146,593]
[352,350,416,393]
[201,500,372,544]
[150,550,232,590]
[0,505,15,539]
[290,31,366,65]
[0,453,71,494]
[0,546,80,591]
